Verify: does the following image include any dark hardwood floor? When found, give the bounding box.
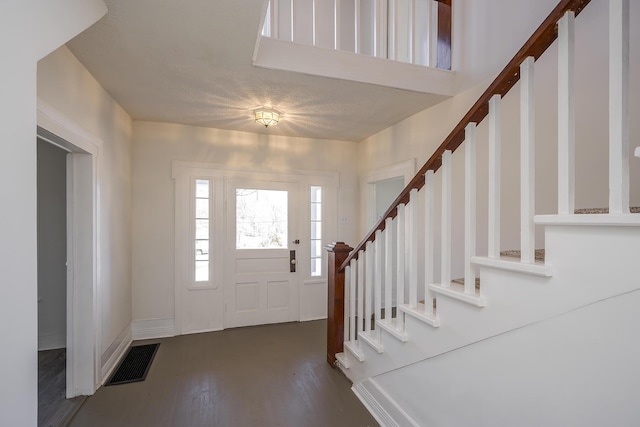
[69,320,378,427]
[38,348,86,427]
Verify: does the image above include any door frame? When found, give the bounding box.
[37,99,102,397]
[172,161,339,334]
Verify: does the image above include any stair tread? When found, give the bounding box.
[574,207,640,214]
[451,277,480,289]
[500,249,546,261]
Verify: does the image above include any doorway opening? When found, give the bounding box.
[36,105,101,423]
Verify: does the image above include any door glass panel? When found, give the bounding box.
[236,188,288,249]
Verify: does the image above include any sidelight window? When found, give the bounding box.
[194,179,210,282]
[310,186,322,277]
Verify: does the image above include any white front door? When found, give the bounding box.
[224,179,300,328]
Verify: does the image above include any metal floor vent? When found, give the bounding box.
[106,343,159,386]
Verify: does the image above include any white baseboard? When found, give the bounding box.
[101,324,132,384]
[38,333,66,351]
[352,379,419,427]
[300,315,327,322]
[132,318,176,340]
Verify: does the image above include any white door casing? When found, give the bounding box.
[172,161,339,333]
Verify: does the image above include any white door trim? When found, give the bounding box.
[172,161,339,334]
[360,159,416,231]
[37,99,102,397]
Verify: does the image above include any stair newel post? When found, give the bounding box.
[520,56,536,263]
[488,94,502,258]
[365,241,374,333]
[558,10,576,215]
[396,203,406,308]
[344,264,351,344]
[424,170,435,313]
[374,230,383,328]
[409,188,419,306]
[441,150,452,287]
[609,0,630,214]
[464,123,477,295]
[326,242,354,366]
[384,217,394,321]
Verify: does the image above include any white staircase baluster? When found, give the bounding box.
[609,0,630,214]
[365,241,373,333]
[374,230,383,326]
[344,263,350,342]
[384,217,393,321]
[488,94,501,258]
[520,56,536,263]
[349,259,357,342]
[409,188,419,306]
[354,0,361,54]
[333,0,341,50]
[441,150,452,287]
[558,11,576,215]
[290,0,295,42]
[409,0,416,64]
[357,250,365,338]
[388,0,397,60]
[424,170,435,313]
[396,203,406,307]
[465,123,477,295]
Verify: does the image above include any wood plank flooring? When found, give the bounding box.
[69,320,379,427]
[38,348,86,427]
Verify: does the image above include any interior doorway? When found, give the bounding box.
[36,102,102,405]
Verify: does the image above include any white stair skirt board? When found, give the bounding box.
[344,340,366,362]
[359,331,385,354]
[399,303,440,327]
[335,352,351,369]
[429,282,486,307]
[376,318,409,342]
[471,255,553,277]
[353,379,420,427]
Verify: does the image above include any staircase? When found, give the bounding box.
[326,0,640,425]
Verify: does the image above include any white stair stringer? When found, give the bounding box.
[338,223,640,386]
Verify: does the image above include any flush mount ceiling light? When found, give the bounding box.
[254,108,280,128]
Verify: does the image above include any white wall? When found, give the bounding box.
[0,1,106,425]
[37,46,133,372]
[37,139,67,351]
[357,0,640,281]
[131,121,359,327]
[374,288,640,426]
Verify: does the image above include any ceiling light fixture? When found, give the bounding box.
[255,108,280,128]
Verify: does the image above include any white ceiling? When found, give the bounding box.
[67,0,449,142]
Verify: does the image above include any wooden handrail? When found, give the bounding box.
[340,0,592,272]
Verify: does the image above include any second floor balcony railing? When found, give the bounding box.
[261,0,451,69]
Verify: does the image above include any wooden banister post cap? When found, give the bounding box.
[325,242,354,253]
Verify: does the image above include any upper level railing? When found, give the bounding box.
[339,0,593,273]
[261,0,452,69]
